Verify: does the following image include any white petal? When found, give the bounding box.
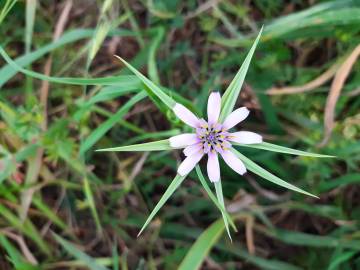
[207,92,221,125]
[183,143,202,156]
[228,131,262,144]
[169,133,198,148]
[173,103,200,128]
[207,151,220,182]
[220,149,246,175]
[222,107,249,130]
[177,151,204,176]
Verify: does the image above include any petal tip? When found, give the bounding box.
[177,170,186,177]
[169,139,176,148]
[173,103,200,128]
[210,177,220,183]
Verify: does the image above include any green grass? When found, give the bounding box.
[0,0,360,269]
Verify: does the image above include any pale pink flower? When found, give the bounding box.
[169,92,262,182]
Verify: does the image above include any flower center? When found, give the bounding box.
[196,122,230,153]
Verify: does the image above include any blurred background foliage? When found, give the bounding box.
[0,0,360,269]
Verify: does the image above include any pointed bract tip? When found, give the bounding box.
[95,148,110,152]
[113,55,126,63]
[137,227,146,237]
[306,192,319,199]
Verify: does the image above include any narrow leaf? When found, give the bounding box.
[178,219,225,270]
[83,177,102,233]
[0,46,142,86]
[25,0,36,54]
[328,250,357,270]
[195,166,236,231]
[138,174,186,236]
[32,197,67,229]
[53,233,110,270]
[234,142,335,158]
[84,85,139,106]
[87,21,111,67]
[97,139,172,152]
[219,26,263,122]
[214,180,232,241]
[0,235,26,268]
[232,149,318,198]
[0,204,50,255]
[114,55,176,109]
[0,0,18,25]
[148,27,164,84]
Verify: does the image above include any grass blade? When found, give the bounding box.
[0,0,18,25]
[0,235,26,268]
[263,228,360,250]
[0,204,50,255]
[147,27,164,84]
[0,29,94,86]
[220,243,302,270]
[87,21,111,68]
[178,219,225,270]
[234,142,335,158]
[80,91,146,154]
[232,149,318,198]
[53,233,110,270]
[219,26,263,122]
[32,197,67,230]
[96,139,172,152]
[328,250,357,270]
[84,85,139,106]
[0,46,142,86]
[83,177,102,233]
[25,0,36,54]
[114,55,176,109]
[138,174,186,236]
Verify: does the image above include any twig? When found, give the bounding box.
[345,87,360,97]
[245,216,255,255]
[184,0,222,20]
[2,229,38,265]
[319,44,360,147]
[267,61,339,95]
[40,0,73,130]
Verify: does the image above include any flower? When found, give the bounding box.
[169,92,262,182]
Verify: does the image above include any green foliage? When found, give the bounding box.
[178,219,225,270]
[53,233,110,270]
[0,0,359,269]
